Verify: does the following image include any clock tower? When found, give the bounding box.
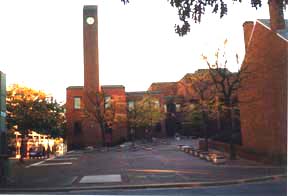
[83,5,99,93]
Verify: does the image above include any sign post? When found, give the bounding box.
[0,71,8,184]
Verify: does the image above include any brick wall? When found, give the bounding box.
[102,86,128,143]
[239,21,287,160]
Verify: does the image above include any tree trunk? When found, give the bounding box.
[19,133,27,163]
[201,106,208,151]
[225,98,236,160]
[100,122,106,147]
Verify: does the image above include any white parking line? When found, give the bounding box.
[25,160,46,168]
[51,157,78,161]
[33,162,72,167]
[79,174,122,183]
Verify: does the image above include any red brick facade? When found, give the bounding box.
[102,86,128,143]
[239,20,287,162]
[66,6,128,148]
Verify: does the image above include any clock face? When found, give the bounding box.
[86,17,95,25]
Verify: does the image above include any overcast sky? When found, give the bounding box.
[0,0,282,103]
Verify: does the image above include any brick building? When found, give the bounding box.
[66,6,128,148]
[66,5,239,149]
[239,1,287,162]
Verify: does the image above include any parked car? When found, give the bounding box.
[205,153,216,161]
[29,147,44,158]
[188,148,195,154]
[177,144,184,149]
[180,146,191,151]
[184,146,193,153]
[199,151,209,159]
[193,149,203,157]
[212,155,226,164]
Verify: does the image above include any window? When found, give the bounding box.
[128,101,135,111]
[104,96,111,109]
[189,103,196,110]
[176,104,181,112]
[74,97,81,109]
[153,100,160,109]
[164,104,167,113]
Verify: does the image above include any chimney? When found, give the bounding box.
[243,21,254,52]
[269,0,285,31]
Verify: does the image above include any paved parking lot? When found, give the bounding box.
[1,138,286,190]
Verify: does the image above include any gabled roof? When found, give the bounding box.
[257,19,288,41]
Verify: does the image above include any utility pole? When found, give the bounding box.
[0,71,9,184]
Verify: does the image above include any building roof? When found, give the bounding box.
[126,91,161,96]
[149,82,178,90]
[101,85,125,89]
[150,82,177,86]
[66,86,83,89]
[257,19,288,41]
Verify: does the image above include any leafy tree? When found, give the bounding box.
[46,99,66,138]
[6,84,65,160]
[121,0,287,36]
[128,94,164,137]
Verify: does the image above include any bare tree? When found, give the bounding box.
[202,43,249,159]
[179,71,215,151]
[85,91,116,146]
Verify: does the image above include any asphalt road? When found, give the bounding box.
[20,178,287,195]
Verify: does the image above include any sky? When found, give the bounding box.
[0,0,285,103]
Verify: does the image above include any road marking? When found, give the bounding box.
[79,174,122,183]
[25,160,46,168]
[52,157,78,161]
[127,169,209,174]
[218,165,286,169]
[64,154,82,157]
[32,162,72,167]
[46,157,56,161]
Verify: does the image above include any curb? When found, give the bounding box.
[0,174,286,193]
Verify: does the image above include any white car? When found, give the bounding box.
[184,147,193,153]
[193,150,203,157]
[181,146,191,152]
[212,155,226,164]
[188,148,195,155]
[199,152,209,159]
[205,153,215,161]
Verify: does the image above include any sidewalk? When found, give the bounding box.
[0,138,286,192]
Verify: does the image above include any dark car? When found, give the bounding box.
[29,147,44,158]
